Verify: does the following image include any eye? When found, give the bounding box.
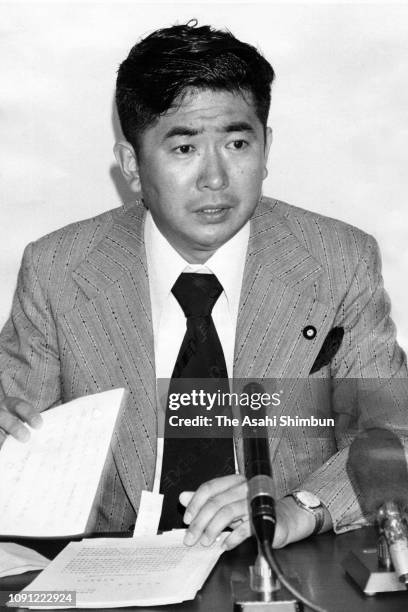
[227,139,248,150]
[174,144,194,154]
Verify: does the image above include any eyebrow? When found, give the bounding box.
[223,121,255,134]
[163,121,255,140]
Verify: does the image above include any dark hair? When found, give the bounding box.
[116,22,275,148]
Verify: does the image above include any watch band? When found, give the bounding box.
[289,492,325,535]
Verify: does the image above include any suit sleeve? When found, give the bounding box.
[0,243,61,411]
[301,233,408,532]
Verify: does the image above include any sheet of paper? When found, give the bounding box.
[24,531,227,608]
[132,490,163,537]
[0,543,49,578]
[0,388,125,537]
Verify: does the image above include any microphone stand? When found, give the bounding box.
[231,537,300,612]
[249,547,280,602]
[231,382,304,611]
[343,500,408,594]
[232,531,329,612]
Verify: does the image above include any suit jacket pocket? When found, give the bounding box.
[310,327,344,374]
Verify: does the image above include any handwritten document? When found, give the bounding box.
[0,388,125,537]
[25,530,227,608]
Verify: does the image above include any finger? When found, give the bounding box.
[184,474,246,524]
[0,410,31,442]
[4,397,43,429]
[197,500,249,547]
[179,491,194,508]
[184,477,247,529]
[184,485,249,547]
[222,519,251,551]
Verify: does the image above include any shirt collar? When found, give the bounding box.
[145,210,249,326]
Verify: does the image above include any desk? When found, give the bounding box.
[1,528,407,611]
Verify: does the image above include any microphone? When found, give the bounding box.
[237,384,323,612]
[347,427,408,585]
[242,382,276,546]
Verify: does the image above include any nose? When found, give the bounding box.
[196,150,228,191]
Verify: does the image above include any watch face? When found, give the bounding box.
[296,491,321,509]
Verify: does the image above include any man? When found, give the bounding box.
[0,23,406,551]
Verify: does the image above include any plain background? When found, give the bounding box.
[1,1,407,350]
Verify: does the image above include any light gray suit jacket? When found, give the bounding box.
[0,197,406,534]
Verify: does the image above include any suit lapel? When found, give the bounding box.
[60,203,156,511]
[233,200,335,472]
[59,199,336,503]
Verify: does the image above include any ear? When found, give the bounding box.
[113,141,141,192]
[262,127,273,180]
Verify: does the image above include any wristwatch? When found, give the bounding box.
[289,491,325,535]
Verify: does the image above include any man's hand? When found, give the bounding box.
[272,496,317,548]
[0,397,42,447]
[179,474,251,550]
[179,475,332,550]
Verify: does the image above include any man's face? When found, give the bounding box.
[120,88,271,263]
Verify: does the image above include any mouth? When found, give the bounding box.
[194,207,231,223]
[195,205,232,215]
[198,208,227,214]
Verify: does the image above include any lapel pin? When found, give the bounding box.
[303,325,317,340]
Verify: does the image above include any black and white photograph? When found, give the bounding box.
[0,2,407,610]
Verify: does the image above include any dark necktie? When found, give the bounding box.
[159,272,235,530]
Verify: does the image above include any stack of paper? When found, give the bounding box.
[24,531,227,608]
[0,543,49,578]
[0,388,125,538]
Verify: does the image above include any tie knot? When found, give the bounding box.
[172,273,223,318]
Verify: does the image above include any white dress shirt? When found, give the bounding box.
[144,210,249,491]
